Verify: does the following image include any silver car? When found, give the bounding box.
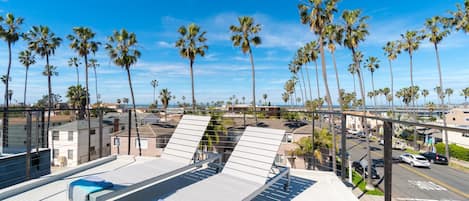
[399,153,430,168]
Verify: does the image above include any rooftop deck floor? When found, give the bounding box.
[1,155,357,201]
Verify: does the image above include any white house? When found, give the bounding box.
[48,119,114,167]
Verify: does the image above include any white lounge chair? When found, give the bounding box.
[163,126,289,201]
[68,115,217,201]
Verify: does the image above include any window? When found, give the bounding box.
[114,138,120,146]
[90,129,96,135]
[53,149,59,158]
[68,131,74,141]
[157,136,170,148]
[283,133,293,143]
[52,131,59,141]
[90,146,96,155]
[135,138,148,149]
[453,117,456,121]
[465,118,469,122]
[68,150,73,160]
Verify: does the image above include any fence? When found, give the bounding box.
[1,106,469,201]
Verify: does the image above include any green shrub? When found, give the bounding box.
[435,143,469,161]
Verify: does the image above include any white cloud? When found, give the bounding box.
[156,41,174,48]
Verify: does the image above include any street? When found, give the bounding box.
[346,134,469,201]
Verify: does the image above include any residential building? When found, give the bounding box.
[111,122,177,157]
[48,119,114,167]
[445,108,469,126]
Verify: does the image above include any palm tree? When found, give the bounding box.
[24,25,62,146]
[175,23,208,111]
[299,0,340,174]
[1,13,23,146]
[66,85,87,113]
[151,80,158,105]
[289,60,305,106]
[308,41,321,100]
[383,41,401,114]
[382,87,391,106]
[425,16,451,160]
[159,88,172,121]
[421,89,429,104]
[262,93,268,105]
[230,16,261,124]
[18,50,36,106]
[67,27,100,160]
[341,9,373,188]
[462,87,469,106]
[325,24,344,108]
[105,29,142,156]
[88,58,100,105]
[445,88,454,105]
[68,57,81,87]
[348,64,357,95]
[365,56,380,110]
[282,92,289,104]
[295,48,308,105]
[448,1,469,33]
[400,30,424,150]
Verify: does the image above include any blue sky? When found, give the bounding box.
[0,0,468,106]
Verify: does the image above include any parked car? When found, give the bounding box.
[399,153,430,168]
[357,131,366,138]
[420,152,448,165]
[379,139,384,145]
[348,129,360,135]
[352,160,380,179]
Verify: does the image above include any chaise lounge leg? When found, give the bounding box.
[284,168,290,191]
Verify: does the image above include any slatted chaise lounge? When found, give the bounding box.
[68,115,217,201]
[163,126,289,201]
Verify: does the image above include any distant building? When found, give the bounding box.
[48,119,114,167]
[227,104,281,117]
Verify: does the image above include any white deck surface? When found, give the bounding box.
[2,156,359,201]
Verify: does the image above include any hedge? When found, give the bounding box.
[435,143,469,162]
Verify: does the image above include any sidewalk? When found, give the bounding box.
[352,187,384,201]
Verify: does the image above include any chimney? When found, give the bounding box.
[113,118,120,132]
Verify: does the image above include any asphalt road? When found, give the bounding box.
[345,134,469,201]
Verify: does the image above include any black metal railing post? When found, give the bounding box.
[26,110,32,180]
[128,109,132,155]
[41,108,46,148]
[341,113,347,181]
[311,111,316,170]
[99,109,103,158]
[383,120,393,201]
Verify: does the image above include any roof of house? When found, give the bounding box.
[112,123,177,138]
[50,119,112,131]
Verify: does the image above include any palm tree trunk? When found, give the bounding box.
[46,54,52,150]
[304,63,313,103]
[314,61,321,99]
[248,49,257,124]
[2,42,12,148]
[332,51,342,110]
[434,43,450,161]
[153,87,156,105]
[94,67,99,105]
[352,47,373,189]
[298,70,306,107]
[318,38,336,174]
[126,67,141,156]
[409,52,418,150]
[24,67,29,106]
[190,59,196,111]
[352,74,357,95]
[299,66,307,106]
[84,54,92,161]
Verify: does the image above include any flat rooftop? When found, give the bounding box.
[0,155,357,201]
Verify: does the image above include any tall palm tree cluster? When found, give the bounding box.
[286,0,469,188]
